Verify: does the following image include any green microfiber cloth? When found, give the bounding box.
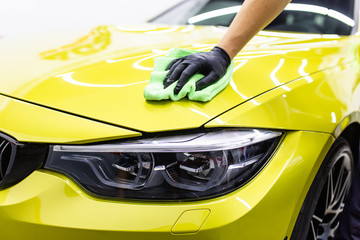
[144,48,234,102]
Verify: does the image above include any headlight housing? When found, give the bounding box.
[45,129,282,200]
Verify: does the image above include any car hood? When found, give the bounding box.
[0,25,354,132]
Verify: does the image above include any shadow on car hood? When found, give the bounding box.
[0,25,354,132]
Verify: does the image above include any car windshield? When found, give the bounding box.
[152,0,357,35]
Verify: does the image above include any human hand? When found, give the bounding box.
[163,46,231,94]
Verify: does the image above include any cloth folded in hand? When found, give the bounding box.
[144,48,234,102]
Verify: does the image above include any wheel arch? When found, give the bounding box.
[338,122,360,166]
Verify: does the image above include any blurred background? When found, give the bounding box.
[0,0,182,36]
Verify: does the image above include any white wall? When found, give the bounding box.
[0,0,181,36]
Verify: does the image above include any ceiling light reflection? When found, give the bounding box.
[189,108,211,119]
[233,60,248,69]
[236,196,252,210]
[328,10,355,27]
[188,3,355,27]
[145,26,180,34]
[270,59,291,92]
[270,58,285,86]
[229,60,249,100]
[258,31,323,38]
[234,48,310,59]
[269,41,338,49]
[180,25,195,33]
[230,79,247,100]
[331,112,337,123]
[215,118,226,124]
[133,53,163,71]
[191,43,215,51]
[285,3,355,27]
[298,59,313,83]
[188,6,241,24]
[285,3,327,15]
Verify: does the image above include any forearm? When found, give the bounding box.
[217,0,291,59]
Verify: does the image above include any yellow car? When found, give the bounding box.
[0,0,359,239]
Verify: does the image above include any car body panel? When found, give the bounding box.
[1,6,360,239]
[206,60,360,133]
[0,131,334,240]
[1,25,359,132]
[0,95,139,143]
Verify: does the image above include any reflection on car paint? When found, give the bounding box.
[145,26,180,34]
[40,26,111,60]
[132,52,163,71]
[298,59,313,83]
[236,196,252,210]
[270,59,292,92]
[115,25,190,34]
[1,23,358,133]
[180,25,196,33]
[188,3,355,27]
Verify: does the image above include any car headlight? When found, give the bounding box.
[45,129,282,200]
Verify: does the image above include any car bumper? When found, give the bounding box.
[0,131,333,240]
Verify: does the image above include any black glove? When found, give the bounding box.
[163,46,231,94]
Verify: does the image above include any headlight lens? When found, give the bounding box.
[45,129,282,200]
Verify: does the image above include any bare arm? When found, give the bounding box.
[218,0,291,59]
[165,0,291,93]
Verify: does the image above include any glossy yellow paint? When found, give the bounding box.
[1,25,360,132]
[0,131,328,239]
[171,209,210,234]
[0,94,139,143]
[206,60,360,133]
[1,22,360,240]
[0,131,333,239]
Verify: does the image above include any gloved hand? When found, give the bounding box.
[163,46,231,94]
